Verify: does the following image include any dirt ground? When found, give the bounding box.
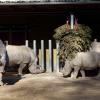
[0,73,100,100]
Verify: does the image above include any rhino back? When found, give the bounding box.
[6,45,32,66]
[72,52,100,69]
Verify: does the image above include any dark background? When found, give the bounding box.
[0,3,99,44]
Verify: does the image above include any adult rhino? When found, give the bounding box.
[62,51,100,79]
[0,40,44,85]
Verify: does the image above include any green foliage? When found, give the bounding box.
[53,24,92,61]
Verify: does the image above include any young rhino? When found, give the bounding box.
[62,51,100,79]
[0,40,44,85]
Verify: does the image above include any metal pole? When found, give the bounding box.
[70,14,74,29]
[33,40,37,65]
[47,40,52,72]
[25,40,29,47]
[56,42,60,72]
[41,40,44,70]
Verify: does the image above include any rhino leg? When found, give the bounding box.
[80,69,85,78]
[18,63,27,76]
[71,72,74,78]
[71,67,80,79]
[0,72,3,86]
[0,66,5,86]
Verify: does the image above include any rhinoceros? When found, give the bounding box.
[0,40,44,85]
[62,51,100,79]
[90,40,100,52]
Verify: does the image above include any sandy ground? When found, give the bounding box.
[0,73,100,100]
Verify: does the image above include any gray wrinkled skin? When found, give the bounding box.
[0,40,6,85]
[0,40,44,85]
[6,45,44,75]
[62,51,100,79]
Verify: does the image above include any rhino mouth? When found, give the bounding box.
[29,64,45,74]
[62,69,72,78]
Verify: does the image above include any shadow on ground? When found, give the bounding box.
[2,73,22,85]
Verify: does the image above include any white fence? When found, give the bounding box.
[25,40,60,73]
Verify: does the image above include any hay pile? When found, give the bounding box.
[53,23,92,61]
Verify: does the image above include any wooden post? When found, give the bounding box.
[25,40,29,47]
[41,40,44,70]
[46,40,52,72]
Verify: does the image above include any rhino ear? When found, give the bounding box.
[0,40,5,48]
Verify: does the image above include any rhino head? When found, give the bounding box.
[28,64,45,74]
[61,60,72,77]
